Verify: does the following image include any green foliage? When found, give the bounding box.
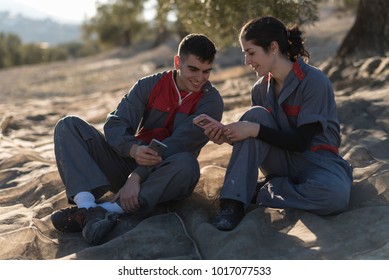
[0,32,100,69]
[18,43,73,65]
[335,0,359,13]
[1,0,323,68]
[82,0,147,49]
[170,0,320,48]
[81,0,321,51]
[0,33,22,67]
[19,43,47,65]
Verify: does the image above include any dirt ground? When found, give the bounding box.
[1,2,389,260]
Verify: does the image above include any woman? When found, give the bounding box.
[204,16,353,231]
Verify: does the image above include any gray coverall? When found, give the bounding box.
[220,59,353,215]
[54,70,223,215]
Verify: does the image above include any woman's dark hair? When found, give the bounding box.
[240,16,309,62]
[178,33,217,63]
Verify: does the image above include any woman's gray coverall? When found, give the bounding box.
[220,59,353,215]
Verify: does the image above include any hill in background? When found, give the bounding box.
[0,11,81,45]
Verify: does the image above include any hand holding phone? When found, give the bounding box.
[148,139,168,156]
[193,114,223,129]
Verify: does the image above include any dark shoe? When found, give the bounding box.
[51,206,119,245]
[51,206,87,233]
[82,206,119,245]
[212,199,245,231]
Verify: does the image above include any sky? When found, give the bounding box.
[2,0,156,24]
[4,0,110,23]
[15,0,107,23]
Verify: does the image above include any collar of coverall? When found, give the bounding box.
[292,59,305,81]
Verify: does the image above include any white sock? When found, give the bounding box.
[98,202,125,214]
[73,192,97,209]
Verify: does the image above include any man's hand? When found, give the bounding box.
[130,144,162,166]
[113,173,141,213]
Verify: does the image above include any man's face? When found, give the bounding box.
[174,54,213,93]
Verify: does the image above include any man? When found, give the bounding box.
[51,34,223,245]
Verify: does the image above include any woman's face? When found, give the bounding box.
[240,37,274,77]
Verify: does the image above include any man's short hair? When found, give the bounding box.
[178,34,217,63]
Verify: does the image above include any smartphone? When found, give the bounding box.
[149,139,168,156]
[193,114,223,128]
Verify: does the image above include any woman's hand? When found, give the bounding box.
[223,121,260,143]
[112,173,141,213]
[130,144,162,166]
[203,122,226,145]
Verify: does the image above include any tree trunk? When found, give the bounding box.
[336,0,389,60]
[122,29,132,47]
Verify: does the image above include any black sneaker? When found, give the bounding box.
[51,206,87,233]
[82,206,119,245]
[212,199,245,231]
[51,206,119,245]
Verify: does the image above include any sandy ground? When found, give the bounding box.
[1,3,389,260]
